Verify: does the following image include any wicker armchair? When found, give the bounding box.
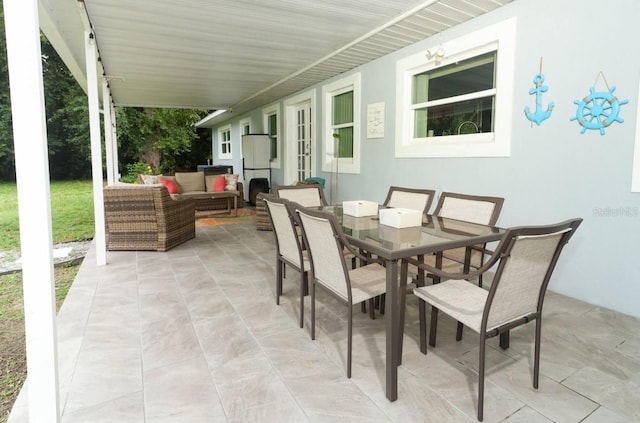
[104,184,196,251]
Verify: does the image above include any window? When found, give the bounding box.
[240,118,251,135]
[395,18,516,158]
[322,73,361,173]
[218,125,232,159]
[332,91,354,158]
[263,103,280,168]
[412,52,496,138]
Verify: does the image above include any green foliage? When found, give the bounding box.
[0,4,15,182]
[116,107,209,175]
[120,161,154,183]
[0,181,94,251]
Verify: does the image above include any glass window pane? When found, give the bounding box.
[333,91,353,125]
[268,114,277,136]
[412,52,495,104]
[414,96,494,138]
[335,127,353,158]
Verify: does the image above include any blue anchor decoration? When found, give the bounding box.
[524,73,554,125]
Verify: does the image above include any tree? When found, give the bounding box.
[41,37,92,179]
[0,2,15,181]
[116,107,209,174]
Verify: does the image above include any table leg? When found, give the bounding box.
[234,193,238,216]
[385,259,399,401]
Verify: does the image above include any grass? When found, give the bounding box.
[0,180,94,422]
[0,181,95,251]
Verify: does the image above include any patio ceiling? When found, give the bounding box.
[38,0,512,124]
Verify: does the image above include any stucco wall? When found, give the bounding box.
[212,0,640,317]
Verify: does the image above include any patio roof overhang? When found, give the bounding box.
[6,1,515,421]
[39,0,512,127]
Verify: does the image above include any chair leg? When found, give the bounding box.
[534,317,541,389]
[276,259,283,305]
[361,302,367,313]
[499,331,510,349]
[478,337,486,422]
[310,282,316,340]
[299,272,306,328]
[428,306,439,349]
[379,294,385,315]
[456,321,464,341]
[369,298,375,320]
[347,304,353,378]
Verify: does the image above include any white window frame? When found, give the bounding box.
[217,124,232,159]
[262,103,281,169]
[395,17,516,158]
[322,72,361,174]
[240,117,251,135]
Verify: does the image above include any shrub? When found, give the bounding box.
[120,162,153,183]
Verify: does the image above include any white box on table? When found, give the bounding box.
[342,200,378,217]
[379,207,422,228]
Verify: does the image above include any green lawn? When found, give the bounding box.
[0,180,93,422]
[0,180,95,251]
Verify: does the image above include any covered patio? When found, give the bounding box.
[5,0,640,421]
[9,221,640,422]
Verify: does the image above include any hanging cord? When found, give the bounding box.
[593,71,610,90]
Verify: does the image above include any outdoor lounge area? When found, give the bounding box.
[5,0,640,421]
[8,221,640,422]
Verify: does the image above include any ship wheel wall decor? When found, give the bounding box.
[570,73,629,135]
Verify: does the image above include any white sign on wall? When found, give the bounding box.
[367,102,385,139]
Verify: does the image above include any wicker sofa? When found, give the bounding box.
[156,171,245,211]
[104,184,196,251]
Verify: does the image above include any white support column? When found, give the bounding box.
[3,0,60,421]
[85,31,107,265]
[102,80,116,185]
[111,104,120,180]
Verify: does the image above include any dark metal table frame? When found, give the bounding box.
[324,206,504,401]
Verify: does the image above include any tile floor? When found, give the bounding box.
[9,222,640,422]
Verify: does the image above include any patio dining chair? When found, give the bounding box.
[264,196,310,328]
[275,184,328,207]
[403,192,504,351]
[409,217,582,421]
[374,186,436,313]
[296,206,387,378]
[382,186,436,214]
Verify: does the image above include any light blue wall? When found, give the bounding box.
[212,0,640,318]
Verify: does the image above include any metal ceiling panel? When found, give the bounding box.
[39,0,513,117]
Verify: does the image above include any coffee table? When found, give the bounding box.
[209,191,240,216]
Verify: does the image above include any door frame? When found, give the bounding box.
[284,89,316,185]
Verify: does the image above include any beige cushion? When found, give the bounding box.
[175,171,205,192]
[205,174,217,192]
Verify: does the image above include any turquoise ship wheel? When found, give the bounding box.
[571,86,628,135]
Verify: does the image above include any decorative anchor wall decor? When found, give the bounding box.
[571,71,629,135]
[524,59,554,126]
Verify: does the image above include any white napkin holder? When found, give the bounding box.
[379,207,422,228]
[343,200,378,217]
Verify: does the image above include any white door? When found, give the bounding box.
[294,101,312,182]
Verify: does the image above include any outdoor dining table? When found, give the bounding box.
[317,205,505,402]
